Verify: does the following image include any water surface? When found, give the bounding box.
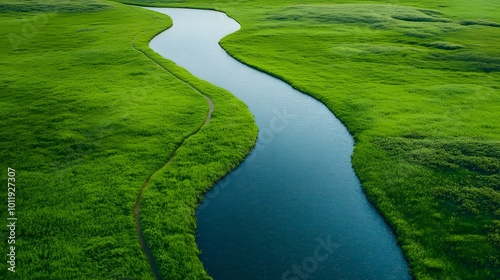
[146,7,410,280]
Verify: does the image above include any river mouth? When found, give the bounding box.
[146,7,410,280]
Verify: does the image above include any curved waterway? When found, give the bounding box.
[145,7,410,280]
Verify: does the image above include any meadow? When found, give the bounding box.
[117,0,500,279]
[0,0,498,279]
[0,1,256,279]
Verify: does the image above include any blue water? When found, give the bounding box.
[146,7,411,280]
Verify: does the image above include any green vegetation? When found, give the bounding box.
[118,0,499,279]
[1,0,498,279]
[0,1,256,279]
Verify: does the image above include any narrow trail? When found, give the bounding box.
[131,35,214,280]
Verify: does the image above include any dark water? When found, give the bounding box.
[146,7,410,280]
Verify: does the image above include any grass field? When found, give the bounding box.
[118,0,500,279]
[0,1,256,279]
[1,0,499,279]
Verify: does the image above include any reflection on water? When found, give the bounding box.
[146,7,410,280]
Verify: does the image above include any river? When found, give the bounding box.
[146,7,410,280]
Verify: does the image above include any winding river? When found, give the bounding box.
[146,7,410,280]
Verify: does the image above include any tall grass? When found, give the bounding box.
[2,0,498,278]
[115,0,500,279]
[0,1,256,279]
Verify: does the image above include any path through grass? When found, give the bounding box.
[117,1,500,279]
[0,1,256,279]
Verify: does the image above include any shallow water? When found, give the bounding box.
[146,7,411,280]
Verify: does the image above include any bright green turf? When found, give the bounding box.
[117,0,500,279]
[0,1,256,279]
[1,0,499,279]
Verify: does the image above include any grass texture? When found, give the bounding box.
[115,0,500,279]
[0,1,256,279]
[0,0,498,279]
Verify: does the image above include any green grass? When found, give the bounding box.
[1,0,499,279]
[116,0,500,279]
[0,1,256,279]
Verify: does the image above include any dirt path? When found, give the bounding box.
[131,36,214,280]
